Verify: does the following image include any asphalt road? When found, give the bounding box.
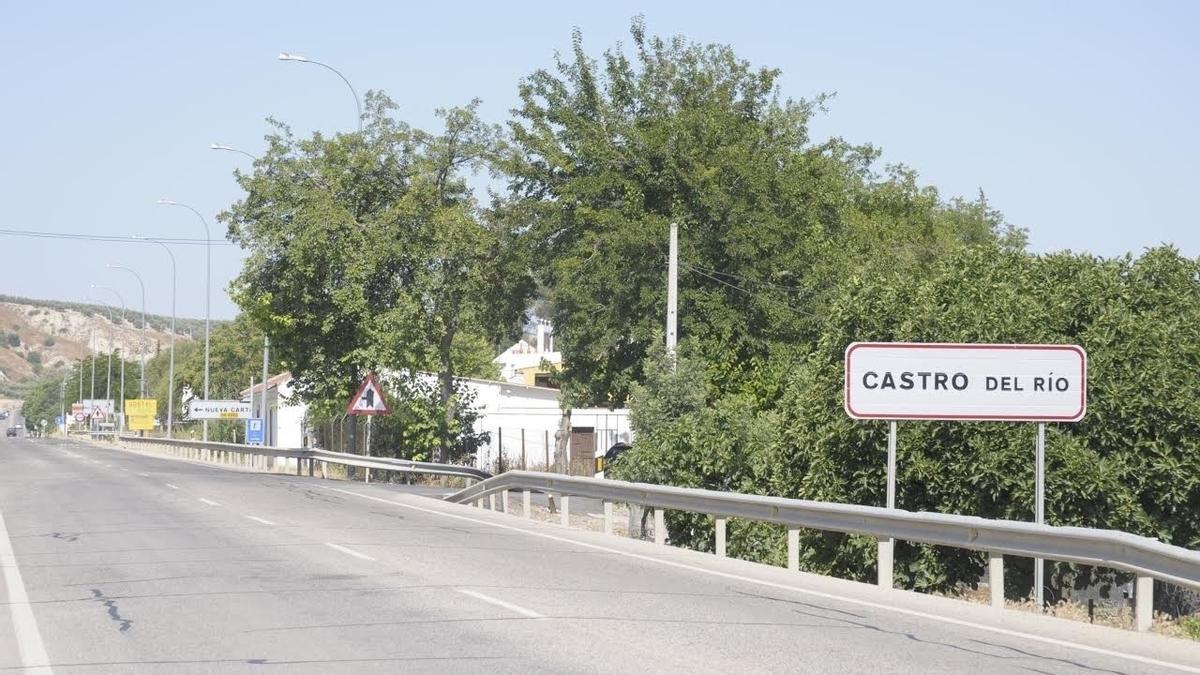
[2,435,1198,674]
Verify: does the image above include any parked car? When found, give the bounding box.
[5,427,18,437]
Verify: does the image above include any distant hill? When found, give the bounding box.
[0,295,203,394]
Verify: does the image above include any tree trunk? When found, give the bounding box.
[437,328,456,464]
[554,409,571,474]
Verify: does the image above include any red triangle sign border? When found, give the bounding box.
[346,372,391,416]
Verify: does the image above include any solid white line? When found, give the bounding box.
[0,510,54,674]
[137,473,149,477]
[321,486,1200,674]
[165,483,180,490]
[324,542,375,561]
[244,515,276,526]
[197,498,221,507]
[456,588,545,619]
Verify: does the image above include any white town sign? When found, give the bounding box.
[843,343,1087,422]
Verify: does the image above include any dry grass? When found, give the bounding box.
[951,586,1194,637]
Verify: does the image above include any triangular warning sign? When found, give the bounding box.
[346,373,391,415]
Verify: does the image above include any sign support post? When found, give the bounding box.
[346,373,391,482]
[878,420,898,589]
[1035,422,1046,609]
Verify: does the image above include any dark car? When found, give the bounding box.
[600,442,632,475]
[5,427,18,437]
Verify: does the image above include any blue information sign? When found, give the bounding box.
[246,417,264,445]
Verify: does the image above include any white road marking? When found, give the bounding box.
[165,483,180,490]
[0,510,54,674]
[137,473,149,477]
[244,515,276,526]
[104,464,112,468]
[324,542,375,561]
[322,485,1199,674]
[197,498,221,507]
[457,588,545,619]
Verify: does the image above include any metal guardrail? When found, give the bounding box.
[110,434,491,482]
[445,470,1199,632]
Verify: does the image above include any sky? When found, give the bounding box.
[1,0,1197,321]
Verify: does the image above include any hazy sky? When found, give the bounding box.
[1,1,1196,320]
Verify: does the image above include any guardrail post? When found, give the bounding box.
[989,552,1004,609]
[488,494,497,511]
[308,458,314,477]
[500,489,509,513]
[1135,575,1154,631]
[296,457,302,476]
[320,461,327,479]
[523,490,531,518]
[877,537,894,589]
[654,508,665,545]
[561,495,570,526]
[788,528,799,572]
[715,517,727,558]
[603,501,613,535]
[364,468,371,484]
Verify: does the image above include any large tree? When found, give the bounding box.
[502,19,1023,407]
[223,94,531,460]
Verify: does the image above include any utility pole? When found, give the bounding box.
[261,336,270,447]
[666,222,679,364]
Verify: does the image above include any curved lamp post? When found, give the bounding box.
[105,264,147,397]
[278,52,362,133]
[156,199,211,442]
[210,143,259,161]
[90,285,126,426]
[132,237,177,438]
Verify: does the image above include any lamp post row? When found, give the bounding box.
[68,52,358,438]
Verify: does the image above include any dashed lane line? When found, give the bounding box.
[244,515,277,526]
[324,543,375,562]
[197,498,222,507]
[456,588,545,619]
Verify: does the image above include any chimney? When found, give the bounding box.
[536,321,547,353]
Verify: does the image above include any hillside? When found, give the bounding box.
[0,297,196,391]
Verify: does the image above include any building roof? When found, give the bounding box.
[239,371,293,397]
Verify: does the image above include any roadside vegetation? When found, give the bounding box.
[17,18,1200,621]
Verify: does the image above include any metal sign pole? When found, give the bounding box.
[887,421,897,509]
[1035,422,1046,609]
[878,421,898,589]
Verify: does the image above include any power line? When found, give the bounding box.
[682,263,817,318]
[685,264,810,294]
[0,228,235,246]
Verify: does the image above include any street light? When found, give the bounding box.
[132,236,177,438]
[157,199,211,442]
[106,264,147,397]
[278,52,362,133]
[210,143,258,161]
[85,295,117,425]
[90,286,126,428]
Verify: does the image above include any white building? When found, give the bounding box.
[240,371,306,449]
[493,321,562,387]
[242,369,631,475]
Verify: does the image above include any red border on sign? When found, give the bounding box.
[843,342,1087,422]
[346,372,392,416]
